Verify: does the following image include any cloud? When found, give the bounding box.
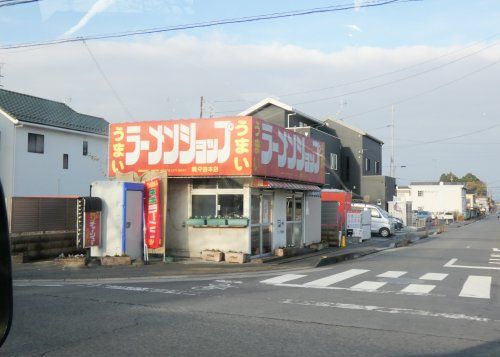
[62,0,116,37]
[346,24,362,32]
[1,35,500,192]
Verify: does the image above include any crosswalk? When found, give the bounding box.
[260,269,494,299]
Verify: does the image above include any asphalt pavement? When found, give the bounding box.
[3,217,499,356]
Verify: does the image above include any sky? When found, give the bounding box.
[1,0,500,197]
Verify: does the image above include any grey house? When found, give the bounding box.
[239,98,344,189]
[324,118,395,208]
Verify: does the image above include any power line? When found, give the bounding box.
[0,0,40,7]
[337,55,500,121]
[214,33,500,104]
[0,0,408,50]
[81,40,134,121]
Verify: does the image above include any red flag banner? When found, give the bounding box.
[84,211,101,248]
[144,179,162,249]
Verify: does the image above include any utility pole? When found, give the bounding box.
[390,105,395,178]
[199,96,204,118]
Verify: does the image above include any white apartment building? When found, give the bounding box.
[0,89,109,216]
[400,181,466,214]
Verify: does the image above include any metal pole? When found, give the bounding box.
[390,105,395,178]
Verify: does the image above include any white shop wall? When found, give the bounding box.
[304,192,321,245]
[272,190,287,249]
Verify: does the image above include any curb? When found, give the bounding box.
[315,248,381,267]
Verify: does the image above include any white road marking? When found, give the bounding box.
[466,245,471,249]
[400,284,436,294]
[377,271,406,278]
[350,281,387,291]
[281,299,491,322]
[260,274,306,284]
[493,248,500,252]
[459,276,491,299]
[489,261,500,265]
[419,273,448,281]
[489,258,500,261]
[303,269,369,287]
[491,254,500,258]
[444,258,500,270]
[104,285,196,296]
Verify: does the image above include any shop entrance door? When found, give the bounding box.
[250,193,273,257]
[286,193,303,247]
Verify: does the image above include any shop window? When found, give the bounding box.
[28,133,44,154]
[286,196,294,221]
[192,195,216,217]
[295,197,302,221]
[251,195,261,224]
[218,194,243,217]
[418,191,424,197]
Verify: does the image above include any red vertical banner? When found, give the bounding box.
[84,211,101,248]
[144,179,162,249]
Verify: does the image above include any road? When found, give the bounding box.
[4,216,500,356]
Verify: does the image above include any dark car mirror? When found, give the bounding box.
[0,180,13,347]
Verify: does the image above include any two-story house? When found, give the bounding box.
[324,118,396,208]
[0,88,109,219]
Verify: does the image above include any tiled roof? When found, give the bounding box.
[0,89,108,136]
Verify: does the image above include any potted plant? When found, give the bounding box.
[274,245,300,257]
[225,251,249,264]
[54,253,87,268]
[186,216,207,227]
[101,253,132,266]
[226,216,249,227]
[201,249,224,262]
[206,216,227,227]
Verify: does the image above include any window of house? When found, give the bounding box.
[418,190,424,197]
[375,161,381,174]
[330,153,338,170]
[63,154,69,169]
[28,133,44,154]
[83,141,88,156]
[365,158,371,172]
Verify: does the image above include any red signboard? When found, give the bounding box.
[109,117,252,177]
[144,179,163,249]
[251,118,325,184]
[84,211,101,248]
[109,117,324,185]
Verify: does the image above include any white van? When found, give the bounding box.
[351,203,395,237]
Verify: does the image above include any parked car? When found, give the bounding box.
[351,203,395,237]
[389,216,404,230]
[416,210,433,222]
[438,212,454,221]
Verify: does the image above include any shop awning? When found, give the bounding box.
[253,179,321,191]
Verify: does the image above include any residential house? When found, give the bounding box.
[0,88,109,219]
[404,181,467,214]
[324,118,395,209]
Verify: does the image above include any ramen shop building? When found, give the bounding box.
[109,116,325,258]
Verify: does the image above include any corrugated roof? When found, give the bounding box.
[0,89,108,136]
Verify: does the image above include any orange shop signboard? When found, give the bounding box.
[109,117,324,184]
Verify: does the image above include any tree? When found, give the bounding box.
[439,172,459,182]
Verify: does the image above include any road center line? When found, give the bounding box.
[281,299,491,323]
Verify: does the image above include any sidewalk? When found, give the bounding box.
[12,231,427,282]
